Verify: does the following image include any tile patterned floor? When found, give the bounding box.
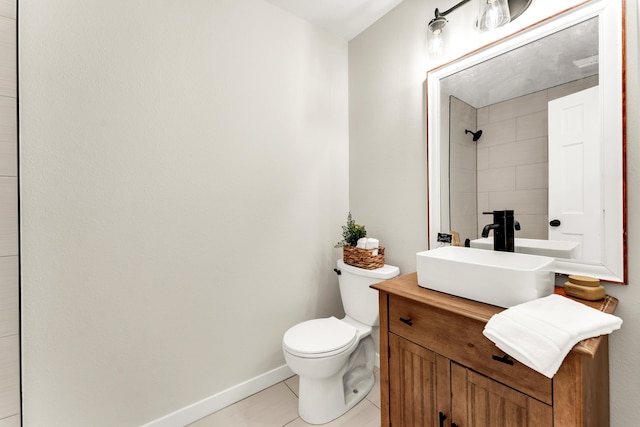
[188,369,381,427]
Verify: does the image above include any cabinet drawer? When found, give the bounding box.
[388,294,552,405]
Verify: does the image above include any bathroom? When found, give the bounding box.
[2,0,639,425]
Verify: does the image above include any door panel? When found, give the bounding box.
[548,86,601,262]
[451,363,552,427]
[389,334,451,427]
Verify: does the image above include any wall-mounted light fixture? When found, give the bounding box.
[427,0,532,58]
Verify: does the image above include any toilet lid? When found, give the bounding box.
[283,317,357,356]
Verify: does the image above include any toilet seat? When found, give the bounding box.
[283,317,357,358]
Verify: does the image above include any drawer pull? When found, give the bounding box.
[439,411,447,427]
[452,424,458,427]
[492,354,514,365]
[399,317,413,326]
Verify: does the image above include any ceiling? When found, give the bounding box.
[441,16,599,108]
[263,0,599,108]
[264,0,404,40]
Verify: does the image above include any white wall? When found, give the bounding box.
[348,1,430,271]
[0,0,20,424]
[19,0,348,425]
[349,0,640,425]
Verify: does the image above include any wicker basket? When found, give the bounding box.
[342,245,385,270]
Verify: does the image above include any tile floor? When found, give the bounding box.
[188,368,381,427]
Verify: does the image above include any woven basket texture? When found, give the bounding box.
[343,245,385,270]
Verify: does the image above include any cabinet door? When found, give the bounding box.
[451,363,552,427]
[389,333,451,427]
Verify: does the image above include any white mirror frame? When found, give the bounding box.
[427,0,627,283]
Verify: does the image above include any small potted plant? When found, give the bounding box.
[335,213,384,269]
[335,212,367,248]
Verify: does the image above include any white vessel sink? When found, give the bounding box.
[470,237,579,259]
[416,246,555,308]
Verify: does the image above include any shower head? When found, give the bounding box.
[465,129,483,142]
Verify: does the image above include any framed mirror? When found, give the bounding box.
[427,0,626,283]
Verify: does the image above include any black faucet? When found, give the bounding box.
[481,210,521,252]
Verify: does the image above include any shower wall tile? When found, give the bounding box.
[0,3,16,421]
[450,140,476,171]
[0,177,16,256]
[0,17,15,98]
[451,214,478,243]
[451,168,477,194]
[456,78,593,242]
[477,146,489,170]
[477,106,489,126]
[0,415,20,427]
[480,89,550,240]
[449,97,477,239]
[517,163,548,190]
[477,167,516,193]
[477,192,489,213]
[477,214,489,237]
[477,192,491,237]
[488,137,547,169]
[0,334,19,419]
[488,90,547,122]
[450,191,477,216]
[451,96,477,124]
[477,79,592,241]
[517,110,548,140]
[0,0,15,20]
[0,256,17,338]
[450,124,476,145]
[477,118,516,147]
[489,189,548,215]
[515,214,549,240]
[0,96,16,177]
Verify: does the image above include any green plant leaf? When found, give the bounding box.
[335,212,367,247]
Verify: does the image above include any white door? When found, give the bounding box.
[548,86,600,262]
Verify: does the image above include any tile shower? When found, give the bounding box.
[448,75,598,245]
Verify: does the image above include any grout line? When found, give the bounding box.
[282,417,301,427]
[280,377,300,427]
[283,375,298,398]
[283,382,297,397]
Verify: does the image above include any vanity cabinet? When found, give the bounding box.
[372,273,618,427]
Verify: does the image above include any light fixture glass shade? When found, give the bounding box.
[477,0,510,32]
[427,28,446,60]
[427,17,447,59]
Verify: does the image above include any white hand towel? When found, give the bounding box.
[483,294,622,378]
[356,237,368,249]
[365,238,379,256]
[365,238,379,249]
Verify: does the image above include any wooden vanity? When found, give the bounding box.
[372,273,618,427]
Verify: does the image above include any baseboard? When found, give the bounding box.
[141,364,295,427]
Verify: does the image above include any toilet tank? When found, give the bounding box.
[337,259,400,326]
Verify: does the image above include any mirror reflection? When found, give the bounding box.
[428,0,625,283]
[444,18,598,260]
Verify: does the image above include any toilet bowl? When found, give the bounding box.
[282,260,399,424]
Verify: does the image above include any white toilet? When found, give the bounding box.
[282,259,399,425]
